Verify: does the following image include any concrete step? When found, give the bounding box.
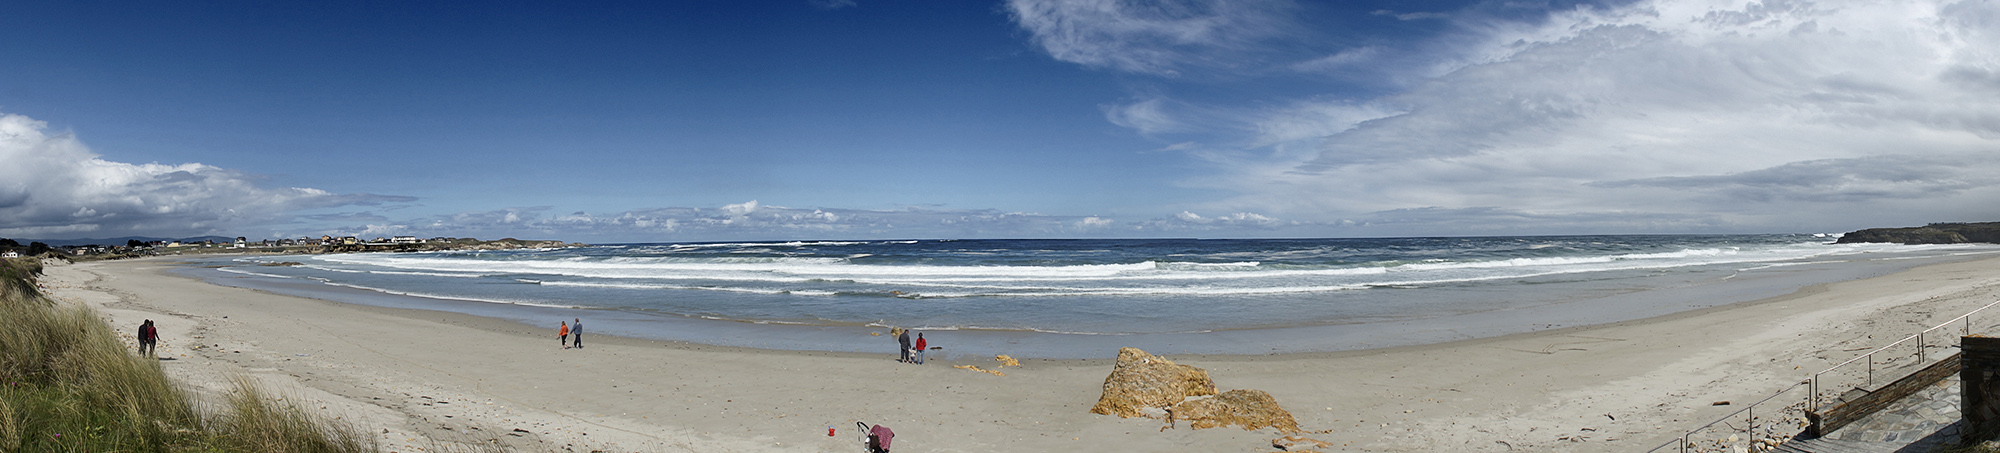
[1773,436,1901,453]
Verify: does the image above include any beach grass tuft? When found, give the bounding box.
[210,376,374,453]
[0,257,377,452]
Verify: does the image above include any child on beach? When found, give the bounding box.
[558,321,569,349]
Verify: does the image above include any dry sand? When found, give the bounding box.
[33,254,2000,452]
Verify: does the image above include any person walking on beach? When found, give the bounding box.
[558,321,569,349]
[913,333,927,365]
[896,328,911,363]
[137,319,157,357]
[572,318,583,349]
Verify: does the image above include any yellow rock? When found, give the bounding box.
[1172,389,1302,433]
[953,364,1005,376]
[1089,347,1216,418]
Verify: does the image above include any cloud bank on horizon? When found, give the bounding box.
[6,0,1999,242]
[0,114,411,239]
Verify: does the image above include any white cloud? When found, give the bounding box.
[1371,10,1449,21]
[1076,216,1115,229]
[0,112,411,239]
[1005,0,1299,76]
[1288,46,1384,73]
[1180,0,2000,233]
[323,202,1156,242]
[1102,97,1188,135]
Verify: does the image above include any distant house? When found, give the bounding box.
[2,251,18,258]
[340,237,358,245]
[392,236,419,244]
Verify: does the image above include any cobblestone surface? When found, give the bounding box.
[1830,375,1961,449]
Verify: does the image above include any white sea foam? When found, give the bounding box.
[316,281,579,309]
[215,267,296,279]
[290,240,1988,301]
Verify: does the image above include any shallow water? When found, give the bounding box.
[178,236,2000,358]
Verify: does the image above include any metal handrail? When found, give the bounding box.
[1809,299,2000,412]
[1644,298,2000,452]
[1642,381,1811,452]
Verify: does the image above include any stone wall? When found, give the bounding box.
[1809,352,1961,437]
[1962,336,2000,439]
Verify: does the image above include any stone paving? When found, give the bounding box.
[1827,374,1961,450]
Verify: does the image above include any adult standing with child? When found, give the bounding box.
[913,332,927,364]
[895,328,911,363]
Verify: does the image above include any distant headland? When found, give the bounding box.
[1836,222,2000,245]
[0,235,586,260]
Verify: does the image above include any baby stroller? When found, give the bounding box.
[856,421,894,453]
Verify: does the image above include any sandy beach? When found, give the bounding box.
[33,254,2000,452]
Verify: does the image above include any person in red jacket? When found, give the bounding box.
[558,321,569,349]
[913,333,927,364]
[137,320,158,357]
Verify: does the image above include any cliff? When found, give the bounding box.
[1835,222,2000,245]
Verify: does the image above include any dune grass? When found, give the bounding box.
[0,257,375,452]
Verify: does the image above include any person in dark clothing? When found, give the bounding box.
[896,328,911,363]
[137,320,158,356]
[572,318,584,349]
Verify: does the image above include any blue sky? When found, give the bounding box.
[4,0,1999,242]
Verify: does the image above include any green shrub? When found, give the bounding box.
[0,257,376,452]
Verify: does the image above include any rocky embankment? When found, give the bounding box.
[1835,222,2000,245]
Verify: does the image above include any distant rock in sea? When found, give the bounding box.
[1836,222,2000,245]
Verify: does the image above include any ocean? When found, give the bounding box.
[181,235,2000,358]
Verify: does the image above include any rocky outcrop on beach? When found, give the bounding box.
[1091,347,1312,438]
[1836,222,2000,245]
[1170,389,1301,433]
[1090,347,1217,418]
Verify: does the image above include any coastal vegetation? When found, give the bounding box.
[1838,222,2000,245]
[0,257,373,452]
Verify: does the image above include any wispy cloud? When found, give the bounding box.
[0,112,411,239]
[1371,10,1449,21]
[808,0,856,10]
[1103,0,2000,233]
[320,202,1164,242]
[1004,0,1300,76]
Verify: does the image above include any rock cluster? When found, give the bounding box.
[1089,347,1217,418]
[1091,347,1319,451]
[1171,389,1301,433]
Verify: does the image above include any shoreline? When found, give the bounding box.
[174,247,2000,359]
[39,254,2000,451]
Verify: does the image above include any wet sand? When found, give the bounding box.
[37,255,2000,451]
